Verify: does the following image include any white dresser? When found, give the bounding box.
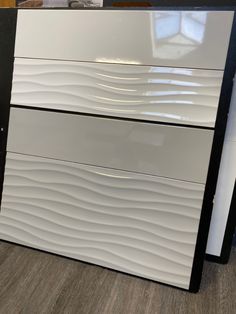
[0,9,234,291]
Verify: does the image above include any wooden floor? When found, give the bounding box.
[0,241,235,314]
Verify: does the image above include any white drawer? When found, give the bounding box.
[15,10,233,70]
[7,108,213,183]
[0,152,205,289]
[11,58,223,128]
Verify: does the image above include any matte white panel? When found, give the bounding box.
[7,108,214,183]
[206,76,236,256]
[0,153,205,289]
[11,58,223,127]
[15,10,233,70]
[206,140,236,256]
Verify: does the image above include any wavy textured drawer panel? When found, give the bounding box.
[0,153,205,289]
[7,108,214,183]
[15,10,233,70]
[11,58,223,127]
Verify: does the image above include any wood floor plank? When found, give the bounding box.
[0,241,235,314]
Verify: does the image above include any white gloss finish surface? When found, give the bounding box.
[11,58,223,127]
[206,77,236,256]
[7,108,213,184]
[15,10,233,70]
[0,152,205,289]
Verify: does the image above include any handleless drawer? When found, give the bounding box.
[7,108,213,183]
[15,10,233,70]
[0,152,205,289]
[11,58,223,128]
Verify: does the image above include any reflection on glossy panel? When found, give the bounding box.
[151,12,208,60]
[7,108,214,183]
[0,152,205,289]
[15,10,233,69]
[11,58,223,127]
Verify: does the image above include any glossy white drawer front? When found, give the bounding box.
[0,152,205,289]
[11,58,223,127]
[15,10,233,70]
[7,108,213,183]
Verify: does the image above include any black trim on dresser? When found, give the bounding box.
[206,180,236,264]
[0,9,17,207]
[189,12,236,292]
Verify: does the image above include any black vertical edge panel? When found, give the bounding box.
[0,9,17,207]
[189,12,236,292]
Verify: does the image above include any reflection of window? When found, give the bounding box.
[182,12,207,44]
[155,13,180,40]
[152,12,208,60]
